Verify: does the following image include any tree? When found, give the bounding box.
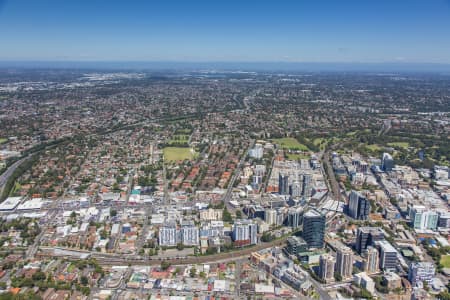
[222,208,232,222]
[190,267,197,278]
[110,210,117,217]
[80,275,89,286]
[161,261,171,271]
[32,271,46,281]
[176,243,184,251]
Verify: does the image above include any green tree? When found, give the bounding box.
[190,267,197,278]
[80,275,89,286]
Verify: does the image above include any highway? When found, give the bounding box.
[0,155,32,196]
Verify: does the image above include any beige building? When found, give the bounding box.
[336,245,354,279]
[200,208,223,221]
[319,253,335,283]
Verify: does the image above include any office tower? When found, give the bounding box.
[381,153,394,172]
[376,240,398,271]
[290,180,303,198]
[410,205,439,230]
[348,190,371,220]
[286,236,308,256]
[302,209,325,249]
[355,227,384,254]
[181,220,199,246]
[362,246,379,274]
[319,254,336,282]
[438,211,450,228]
[159,222,178,246]
[302,173,312,198]
[279,173,289,195]
[336,245,354,279]
[286,207,302,228]
[232,219,258,246]
[408,262,436,286]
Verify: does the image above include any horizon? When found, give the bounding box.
[1,60,450,73]
[1,0,450,64]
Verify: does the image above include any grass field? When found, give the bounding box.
[163,147,196,162]
[387,142,410,149]
[10,182,21,196]
[365,144,382,151]
[441,255,450,268]
[0,138,7,144]
[287,153,310,160]
[272,138,309,151]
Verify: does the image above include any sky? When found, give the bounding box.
[0,0,450,64]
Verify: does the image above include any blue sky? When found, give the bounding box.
[0,0,450,63]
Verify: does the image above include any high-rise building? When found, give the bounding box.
[438,211,450,228]
[302,174,313,198]
[290,181,303,198]
[232,219,258,246]
[279,173,289,195]
[355,227,384,254]
[376,240,398,271]
[302,209,325,249]
[181,220,199,246]
[336,245,354,279]
[410,205,439,230]
[408,262,436,286]
[381,153,394,172]
[348,190,371,220]
[286,207,302,228]
[265,209,277,226]
[362,246,379,274]
[286,236,308,256]
[159,222,179,246]
[319,254,336,282]
[249,143,264,159]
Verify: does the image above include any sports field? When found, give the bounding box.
[271,138,309,151]
[163,147,196,162]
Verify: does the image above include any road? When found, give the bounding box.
[39,234,288,266]
[0,155,32,196]
[222,139,255,211]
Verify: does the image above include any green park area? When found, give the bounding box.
[387,142,410,149]
[441,255,450,268]
[0,138,7,144]
[287,153,310,160]
[365,144,383,152]
[271,138,309,151]
[163,147,196,162]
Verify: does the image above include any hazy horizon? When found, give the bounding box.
[1,1,450,64]
[1,60,450,73]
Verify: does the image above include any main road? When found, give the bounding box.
[0,155,33,196]
[222,139,255,211]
